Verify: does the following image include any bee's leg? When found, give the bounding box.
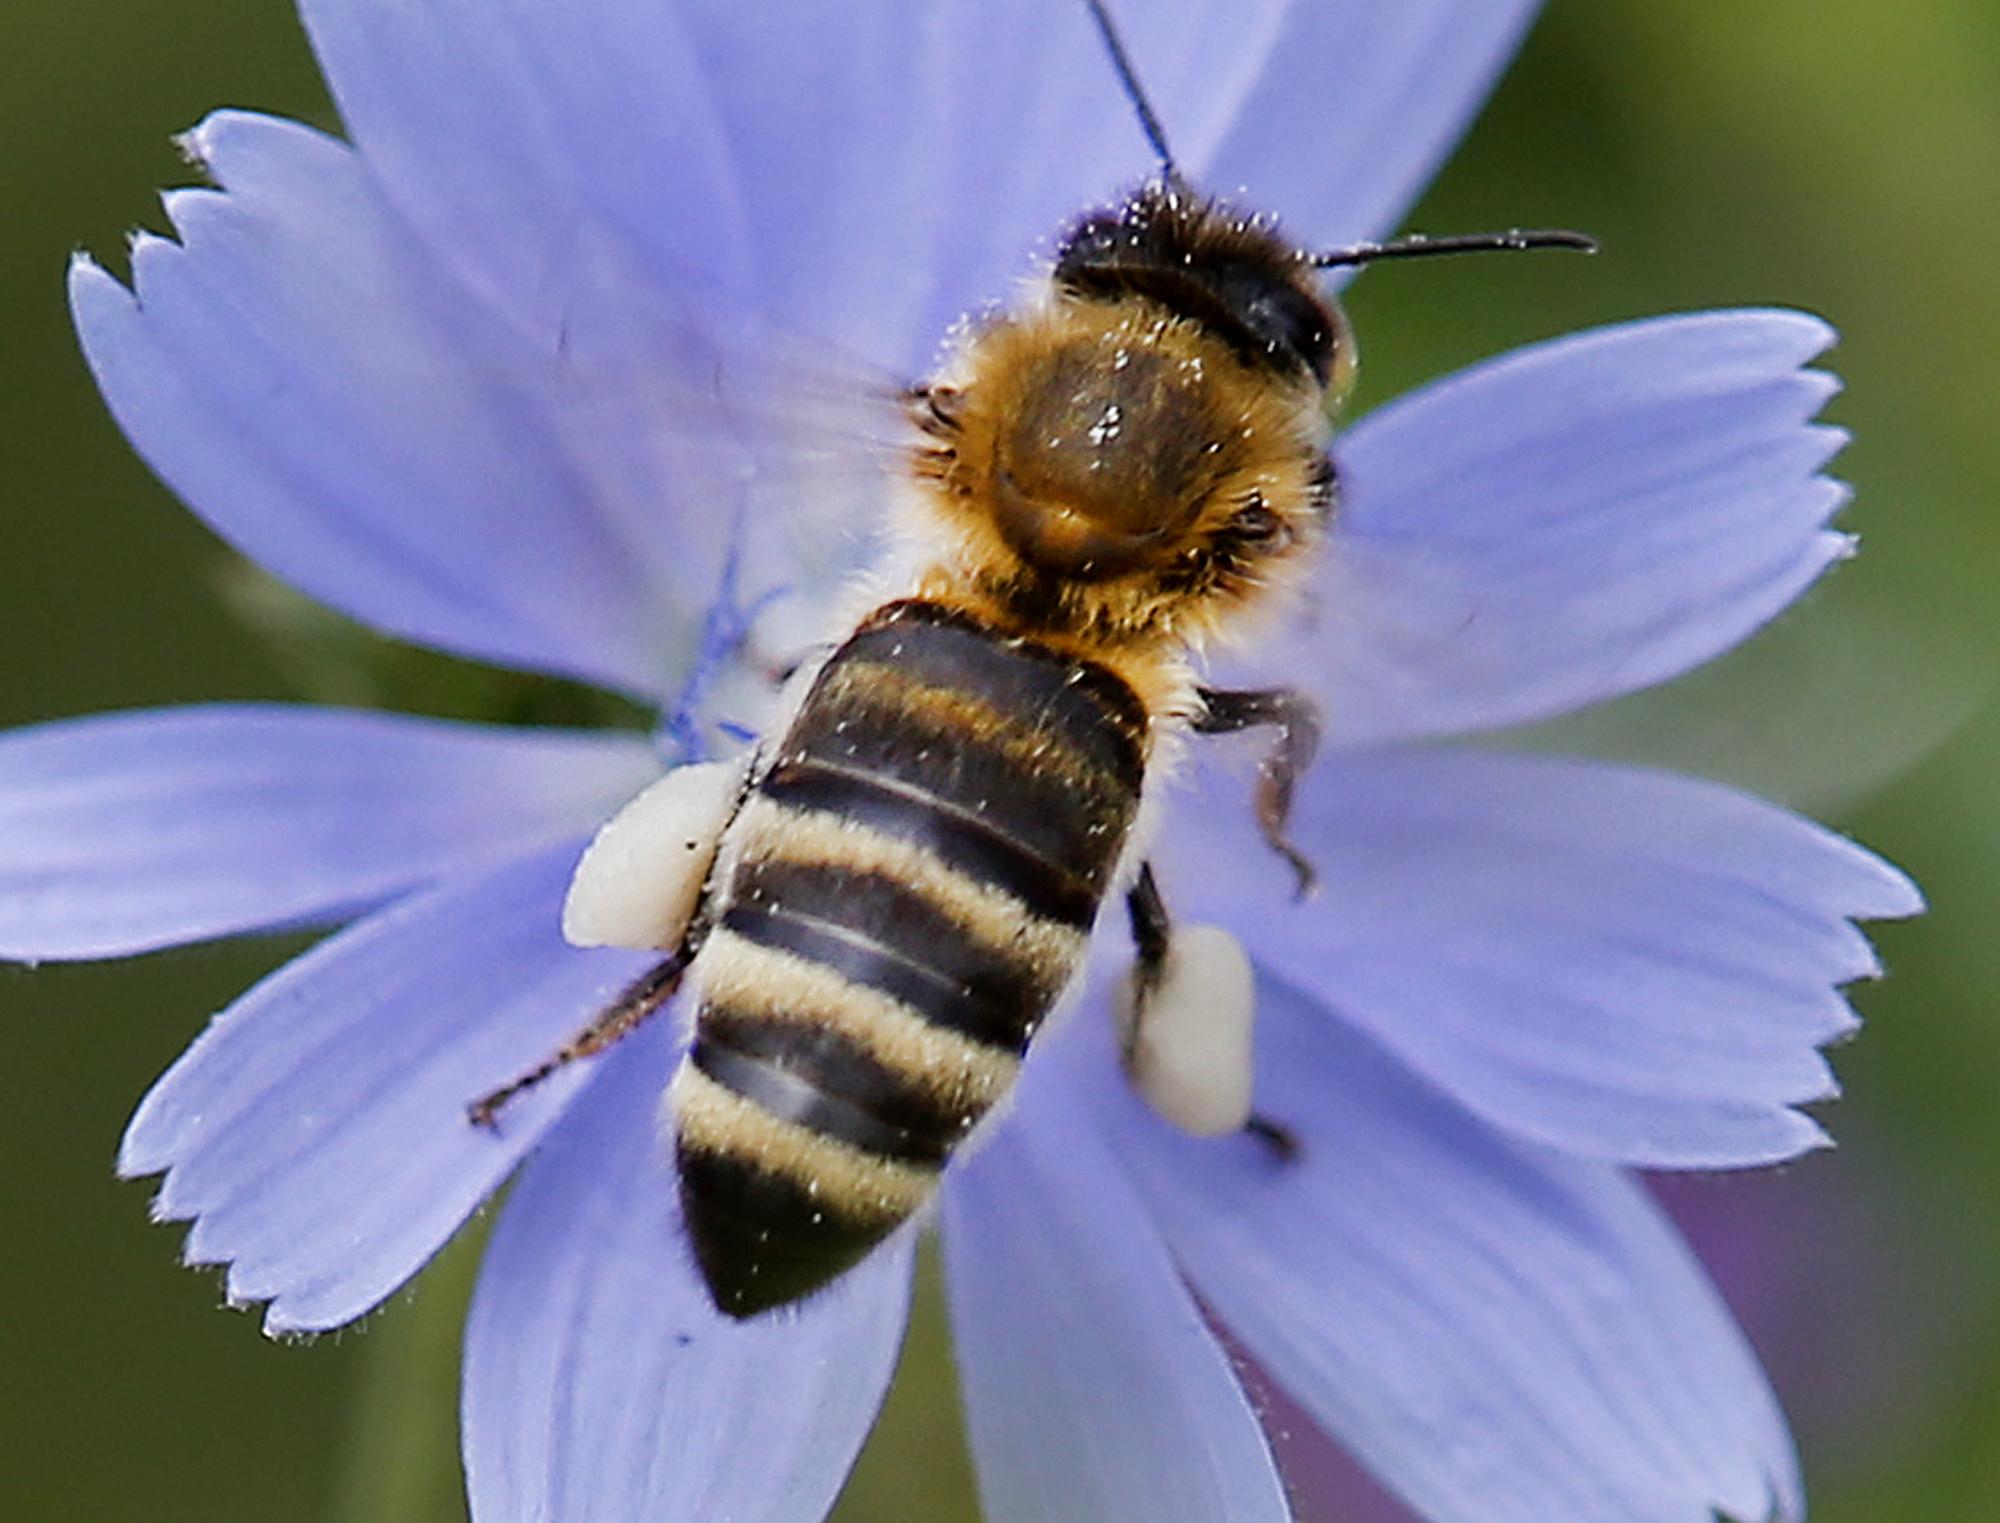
[1125,859,1173,980]
[468,758,749,1129]
[467,950,692,1129]
[905,382,964,488]
[1191,687,1321,899]
[902,380,963,439]
[1241,1113,1300,1161]
[1115,864,1297,1159]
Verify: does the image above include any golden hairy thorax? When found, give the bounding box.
[907,288,1334,662]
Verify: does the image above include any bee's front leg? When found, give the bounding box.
[1114,863,1297,1160]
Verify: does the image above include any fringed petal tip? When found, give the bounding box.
[1245,308,1867,749]
[68,111,691,700]
[1166,747,1920,1172]
[110,845,657,1336]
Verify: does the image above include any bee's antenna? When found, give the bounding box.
[1311,228,1599,269]
[1084,0,1181,185]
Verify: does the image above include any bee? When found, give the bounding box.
[469,0,1592,1318]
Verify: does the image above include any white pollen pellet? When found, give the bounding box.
[1113,924,1256,1137]
[562,758,746,950]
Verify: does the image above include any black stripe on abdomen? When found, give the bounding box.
[690,1008,968,1164]
[757,758,1098,928]
[675,1140,904,1318]
[674,600,1148,1318]
[776,604,1146,895]
[843,600,1147,789]
[719,891,1042,1053]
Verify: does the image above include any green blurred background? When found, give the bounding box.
[2,2,1995,1519]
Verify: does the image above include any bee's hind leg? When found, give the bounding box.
[1191,686,1321,900]
[468,757,748,1129]
[1114,864,1297,1160]
[467,950,692,1128]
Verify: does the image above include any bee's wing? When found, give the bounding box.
[536,248,916,649]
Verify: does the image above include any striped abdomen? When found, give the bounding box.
[672,599,1148,1316]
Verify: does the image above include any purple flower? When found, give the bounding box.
[9,2,1919,1520]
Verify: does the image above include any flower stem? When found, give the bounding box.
[830,1244,981,1522]
[329,1225,487,1523]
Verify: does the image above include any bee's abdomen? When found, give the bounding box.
[675,600,1147,1316]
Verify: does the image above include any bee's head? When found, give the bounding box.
[1052,184,1358,405]
[905,188,1341,635]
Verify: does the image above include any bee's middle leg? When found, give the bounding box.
[1116,863,1297,1159]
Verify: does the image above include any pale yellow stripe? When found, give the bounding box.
[696,928,1020,1113]
[670,1065,931,1222]
[730,795,1088,985]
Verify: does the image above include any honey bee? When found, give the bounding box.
[469,0,1592,1318]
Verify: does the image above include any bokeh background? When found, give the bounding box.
[2,2,1994,1519]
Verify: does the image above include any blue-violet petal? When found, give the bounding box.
[121,840,658,1334]
[71,112,695,697]
[1240,311,1853,743]
[1204,0,1543,257]
[0,704,653,959]
[462,1017,913,1523]
[1104,983,1803,1523]
[1164,746,1918,1168]
[943,1051,1292,1523]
